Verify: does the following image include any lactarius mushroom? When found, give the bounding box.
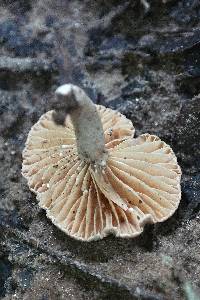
[22,84,181,241]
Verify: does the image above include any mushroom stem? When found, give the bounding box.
[54,84,108,167]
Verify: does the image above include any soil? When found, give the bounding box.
[0,1,200,299]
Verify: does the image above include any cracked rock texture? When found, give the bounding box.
[0,1,200,299]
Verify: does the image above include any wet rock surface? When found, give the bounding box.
[0,0,200,299]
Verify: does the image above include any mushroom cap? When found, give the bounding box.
[22,105,181,241]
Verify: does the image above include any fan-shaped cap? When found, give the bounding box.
[22,105,181,241]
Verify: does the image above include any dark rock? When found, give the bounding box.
[182,175,200,219]
[153,29,200,55]
[174,95,200,174]
[0,20,19,44]
[0,92,26,136]
[1,0,31,15]
[0,19,53,58]
[99,36,130,51]
[0,257,12,297]
[0,0,200,299]
[8,37,53,58]
[169,0,200,26]
[45,15,57,27]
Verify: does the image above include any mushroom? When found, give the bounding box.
[22,84,181,241]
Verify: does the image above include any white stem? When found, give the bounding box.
[55,84,108,167]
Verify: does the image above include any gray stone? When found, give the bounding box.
[0,0,200,299]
